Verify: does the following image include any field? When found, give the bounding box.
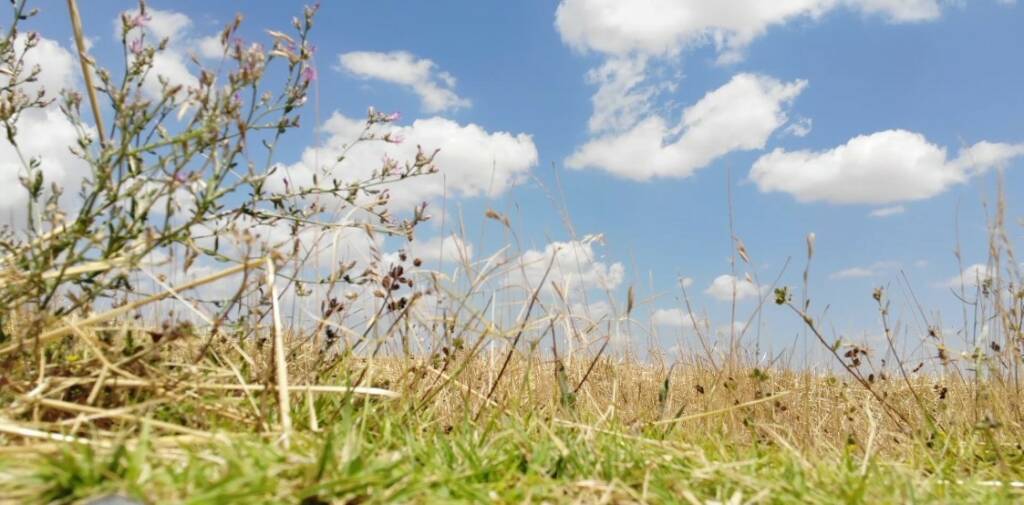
[2,338,1024,503]
[2,0,1024,503]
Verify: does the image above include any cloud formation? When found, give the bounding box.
[383,234,474,266]
[268,112,538,211]
[829,261,899,279]
[0,35,90,227]
[339,51,470,112]
[944,263,994,289]
[117,7,200,98]
[554,0,967,191]
[750,130,1024,204]
[651,308,706,330]
[507,235,625,298]
[705,274,762,302]
[567,73,806,180]
[556,0,942,62]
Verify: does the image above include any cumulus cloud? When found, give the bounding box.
[555,0,942,61]
[384,234,474,266]
[9,34,76,97]
[651,308,706,330]
[268,112,537,211]
[339,51,470,113]
[197,35,224,59]
[139,8,191,41]
[869,205,906,218]
[555,0,960,188]
[945,263,993,289]
[705,274,762,302]
[507,235,625,298]
[750,130,1024,204]
[116,7,201,98]
[784,117,813,138]
[829,261,898,279]
[190,215,384,272]
[586,56,661,134]
[0,35,90,227]
[830,267,875,279]
[566,73,806,180]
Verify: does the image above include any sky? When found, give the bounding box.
[7,0,1024,360]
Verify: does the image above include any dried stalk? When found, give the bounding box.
[0,259,262,356]
[266,256,292,447]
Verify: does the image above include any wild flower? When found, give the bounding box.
[130,11,151,29]
[0,0,434,345]
[301,65,317,83]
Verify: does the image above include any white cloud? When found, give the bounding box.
[869,205,906,217]
[197,35,223,59]
[784,117,813,138]
[190,215,384,271]
[0,35,90,227]
[570,300,615,322]
[0,109,88,226]
[651,308,706,330]
[853,0,942,21]
[117,7,199,98]
[556,0,955,184]
[945,263,993,289]
[508,235,625,298]
[555,0,942,61]
[751,130,1024,205]
[9,34,76,97]
[829,261,898,279]
[140,8,192,41]
[566,73,806,180]
[830,267,876,279]
[705,274,762,302]
[339,51,470,113]
[384,234,474,266]
[586,56,657,134]
[268,112,538,211]
[715,321,748,338]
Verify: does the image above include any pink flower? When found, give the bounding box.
[129,38,144,56]
[384,111,401,122]
[301,65,317,83]
[385,133,404,144]
[130,11,151,29]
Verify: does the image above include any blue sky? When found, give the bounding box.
[16,0,1024,356]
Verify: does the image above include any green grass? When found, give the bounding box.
[3,397,1023,504]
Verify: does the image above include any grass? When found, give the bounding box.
[1,1,1022,503]
[2,337,1024,504]
[6,409,1021,504]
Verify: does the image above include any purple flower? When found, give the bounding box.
[301,65,317,83]
[130,11,151,29]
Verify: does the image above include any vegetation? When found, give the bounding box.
[1,1,1022,503]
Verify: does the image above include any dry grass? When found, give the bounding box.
[1,289,1023,504]
[0,1,1022,503]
